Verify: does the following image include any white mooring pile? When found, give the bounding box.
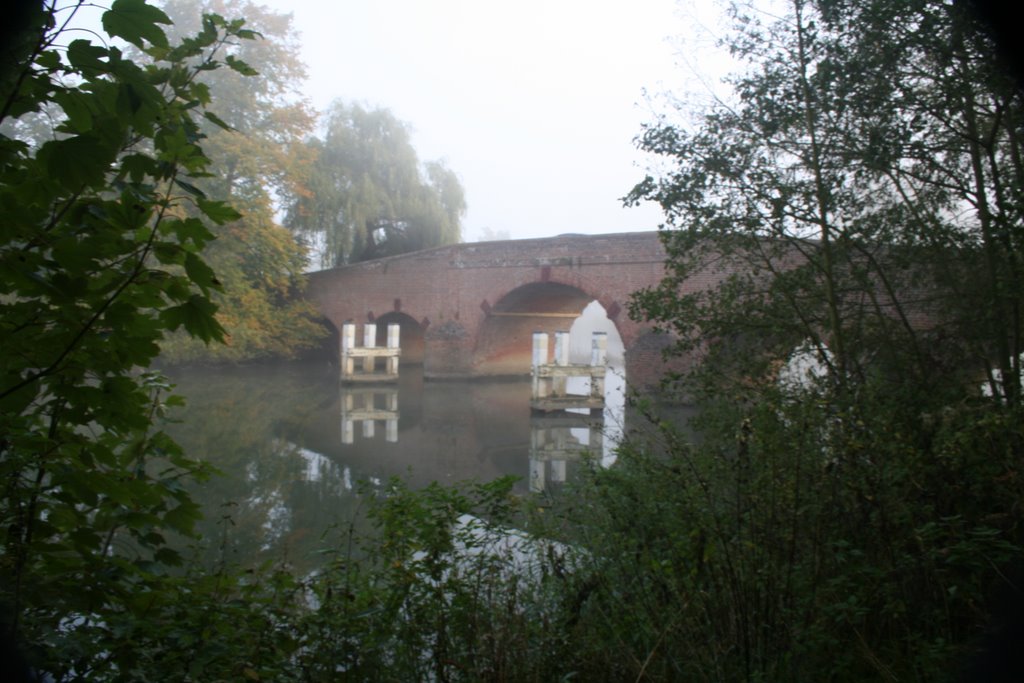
[341,323,400,382]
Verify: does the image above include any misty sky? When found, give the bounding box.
[260,0,733,242]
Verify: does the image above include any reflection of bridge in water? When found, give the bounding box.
[327,386,623,494]
[166,361,635,570]
[329,326,621,492]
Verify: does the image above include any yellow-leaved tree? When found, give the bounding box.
[157,0,326,362]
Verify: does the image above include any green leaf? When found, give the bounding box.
[161,295,224,343]
[173,178,206,198]
[102,0,172,49]
[53,89,95,133]
[164,217,215,246]
[119,152,159,181]
[156,124,192,160]
[202,110,234,132]
[183,252,220,293]
[163,501,201,535]
[225,54,258,76]
[196,198,241,225]
[153,242,183,265]
[39,134,117,189]
[154,547,183,566]
[35,50,61,70]
[66,39,108,72]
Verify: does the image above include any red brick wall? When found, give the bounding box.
[306,231,675,384]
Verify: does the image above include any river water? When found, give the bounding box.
[163,359,626,568]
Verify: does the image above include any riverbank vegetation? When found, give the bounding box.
[2,0,1022,681]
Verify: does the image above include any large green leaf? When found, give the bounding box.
[161,294,224,342]
[197,198,241,225]
[39,134,118,189]
[102,0,172,49]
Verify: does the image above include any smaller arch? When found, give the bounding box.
[374,311,426,364]
[302,316,340,365]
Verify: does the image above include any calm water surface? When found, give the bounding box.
[163,362,623,567]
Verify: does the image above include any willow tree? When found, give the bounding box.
[287,102,466,267]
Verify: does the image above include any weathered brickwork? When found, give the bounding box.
[305,231,717,386]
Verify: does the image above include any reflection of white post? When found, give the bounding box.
[342,389,354,443]
[362,324,376,373]
[362,419,374,439]
[341,324,356,378]
[532,332,549,400]
[591,332,607,400]
[553,332,569,396]
[530,458,545,493]
[551,459,566,482]
[386,323,400,376]
[385,389,398,442]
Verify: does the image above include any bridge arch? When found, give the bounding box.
[475,281,623,376]
[304,232,672,383]
[373,311,426,364]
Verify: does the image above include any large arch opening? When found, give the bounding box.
[476,282,596,376]
[374,311,426,365]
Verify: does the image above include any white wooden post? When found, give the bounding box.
[553,331,569,397]
[386,323,400,376]
[591,331,607,400]
[532,332,549,400]
[362,324,376,373]
[341,324,356,378]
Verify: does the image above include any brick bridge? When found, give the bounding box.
[306,231,689,387]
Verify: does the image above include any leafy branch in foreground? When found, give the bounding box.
[0,1,260,676]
